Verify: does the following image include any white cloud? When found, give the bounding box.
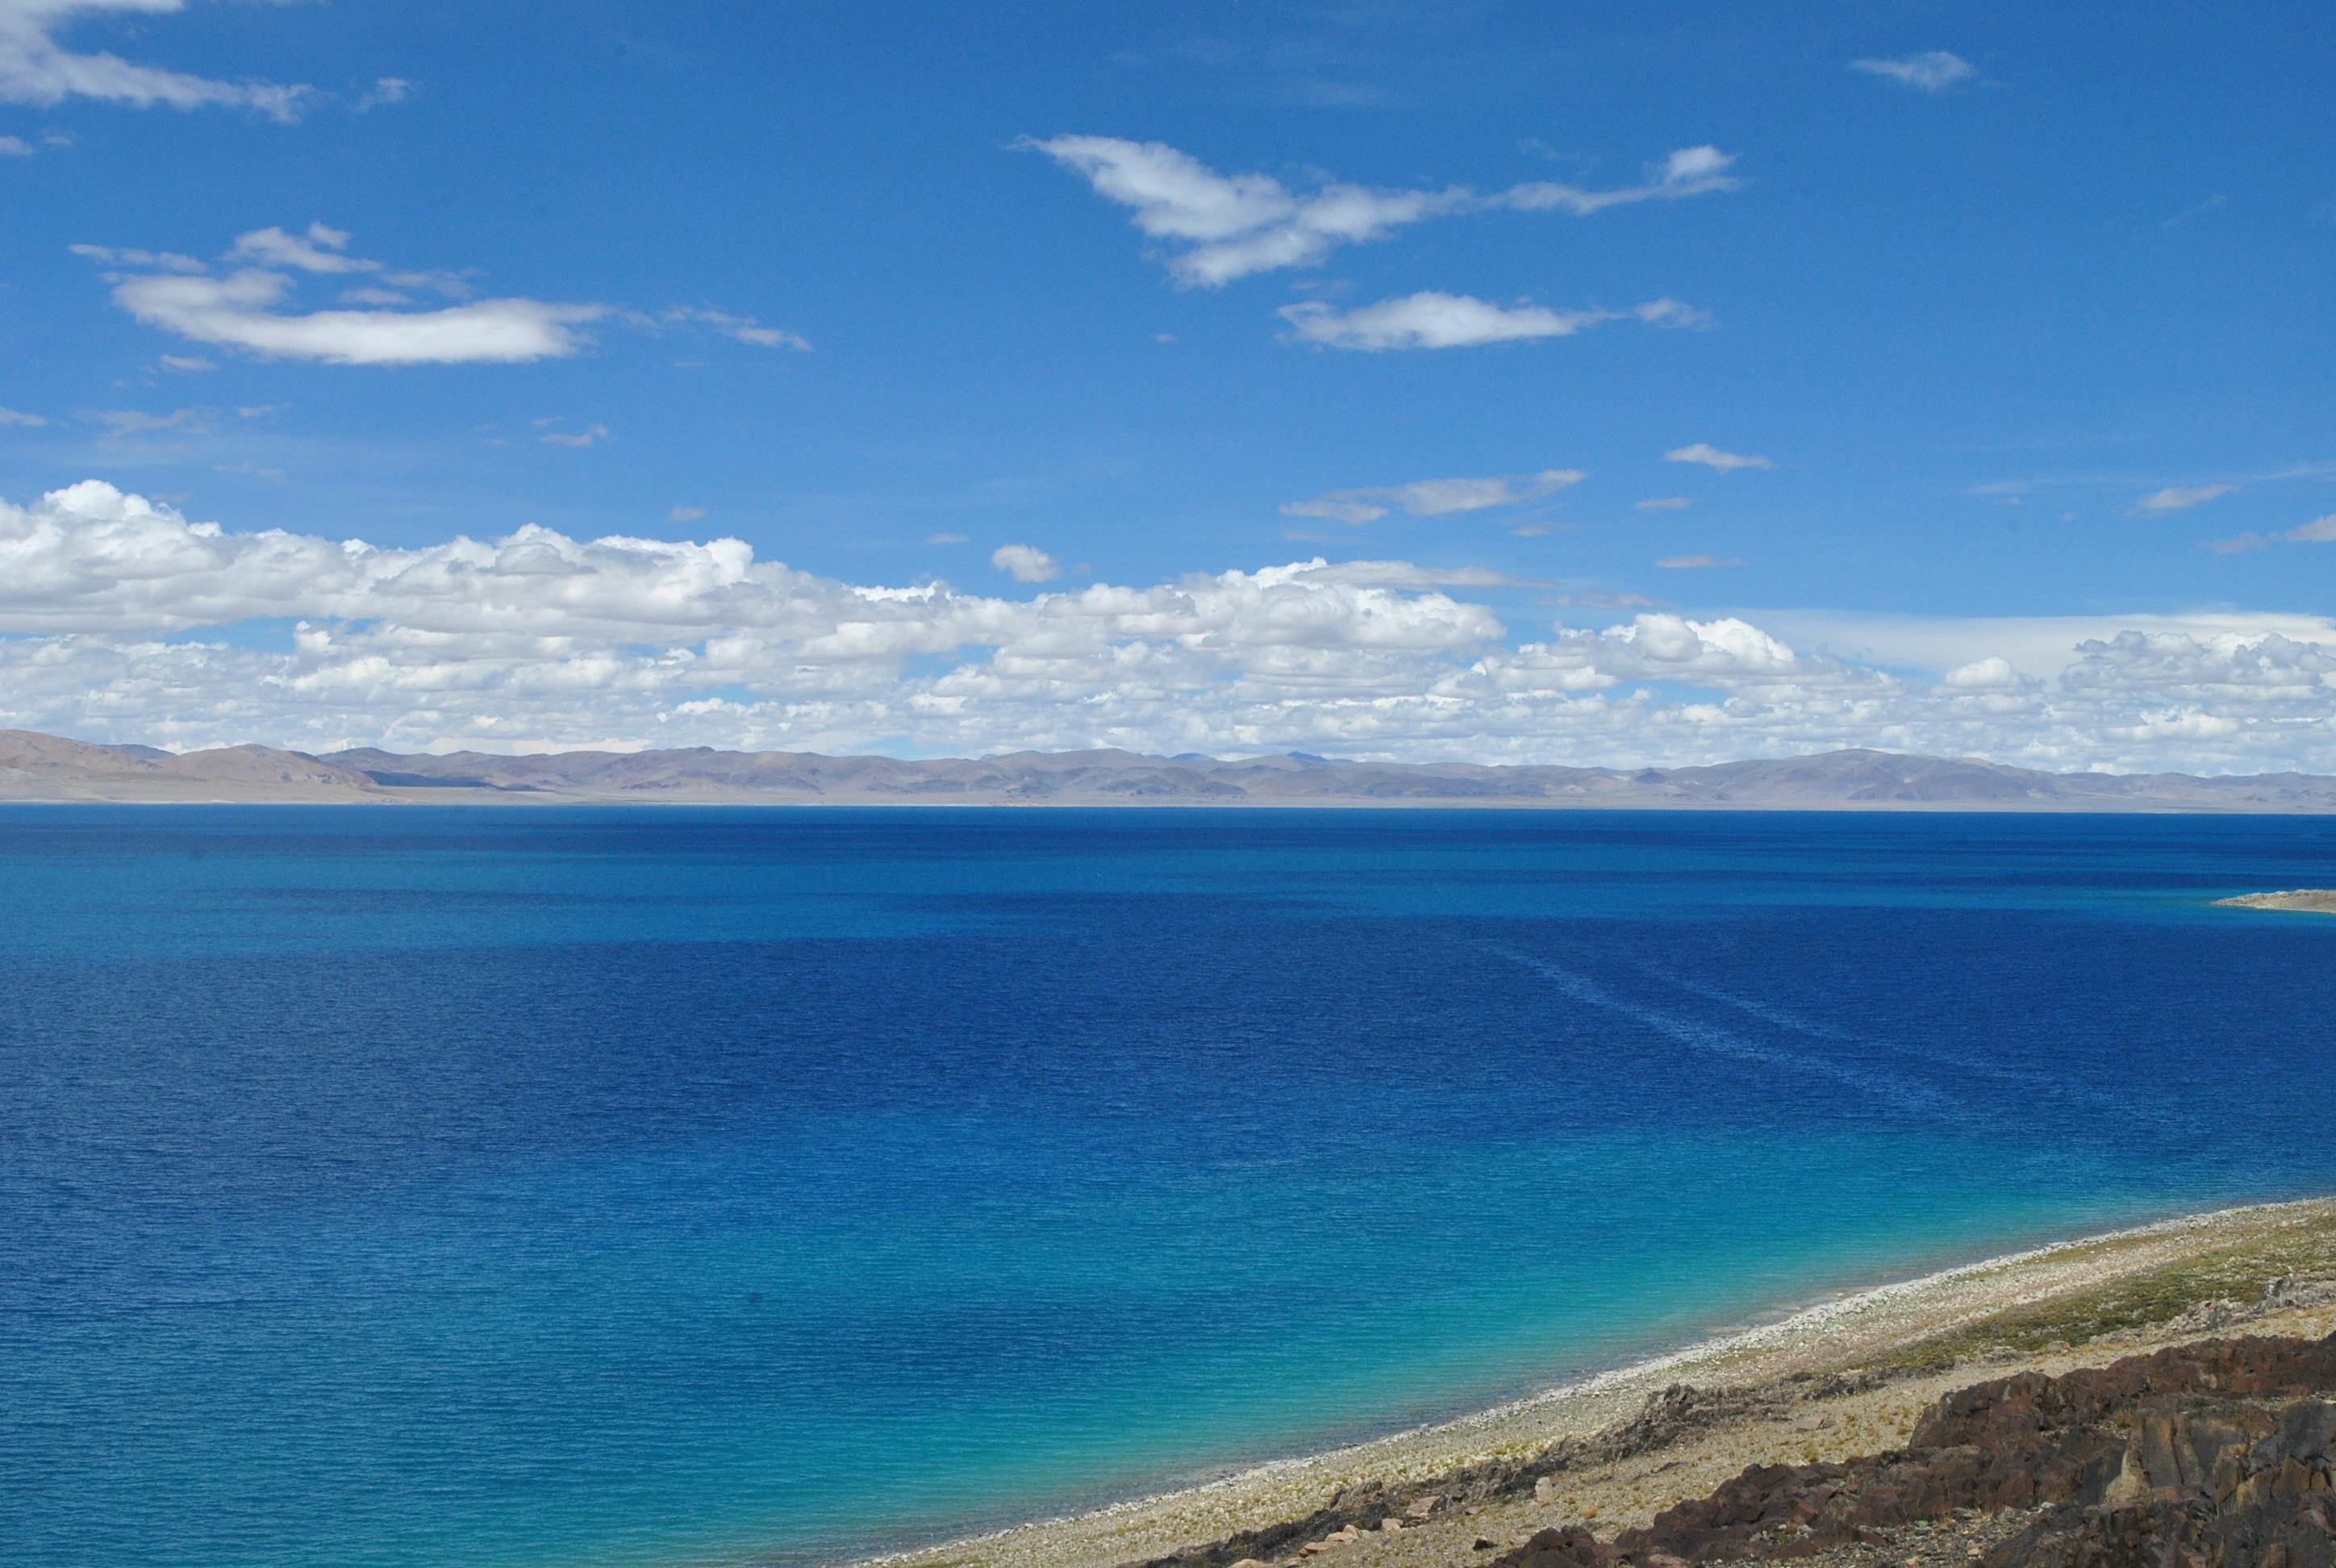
[1751,609,2336,680]
[230,222,372,273]
[1664,442,1770,472]
[8,482,2336,773]
[0,0,313,119]
[1498,145,1741,215]
[90,405,209,434]
[2217,515,2336,553]
[1280,293,1699,351]
[669,506,707,524]
[1023,135,1737,286]
[991,544,1060,583]
[1636,496,1691,511]
[1850,52,1977,93]
[81,226,606,365]
[0,132,27,154]
[2134,483,2233,514]
[354,76,411,111]
[657,306,810,351]
[536,421,609,448]
[0,406,46,426]
[1282,468,1584,524]
[927,532,969,545]
[70,241,202,271]
[1655,554,1743,569]
[1942,656,2030,692]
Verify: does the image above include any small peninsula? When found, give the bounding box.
[2216,890,2336,914]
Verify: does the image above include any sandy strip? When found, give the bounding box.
[861,1196,2336,1568]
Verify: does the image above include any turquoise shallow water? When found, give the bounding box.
[3,807,2334,1566]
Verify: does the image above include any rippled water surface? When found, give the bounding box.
[5,806,2334,1566]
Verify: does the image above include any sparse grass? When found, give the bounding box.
[1881,1211,2336,1373]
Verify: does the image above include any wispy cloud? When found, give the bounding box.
[2134,483,2233,515]
[2211,515,2336,553]
[1282,468,1584,524]
[1850,52,1976,93]
[0,0,313,119]
[991,543,1059,582]
[1664,442,1771,472]
[0,406,48,426]
[669,506,707,524]
[535,420,610,448]
[1496,145,1741,215]
[353,76,411,112]
[654,306,810,351]
[70,242,204,272]
[230,223,375,274]
[0,132,27,155]
[1655,553,1744,569]
[1281,293,1700,351]
[78,224,606,365]
[90,406,211,436]
[1636,496,1691,511]
[1022,135,1738,287]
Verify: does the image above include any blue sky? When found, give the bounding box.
[1,1,2333,767]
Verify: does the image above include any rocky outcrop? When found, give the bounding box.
[1490,1332,2336,1566]
[1133,1381,1852,1568]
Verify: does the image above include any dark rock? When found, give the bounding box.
[1590,1332,2336,1565]
[1495,1524,1616,1566]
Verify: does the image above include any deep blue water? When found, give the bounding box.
[4,807,2334,1568]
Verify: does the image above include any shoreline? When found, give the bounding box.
[859,1195,2336,1568]
[9,794,2336,815]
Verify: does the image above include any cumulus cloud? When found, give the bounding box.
[2134,483,2233,515]
[7,482,2336,773]
[1942,657,2030,691]
[991,544,1060,583]
[1664,442,1771,472]
[1850,52,1977,92]
[0,0,312,119]
[1022,134,1738,286]
[1282,468,1584,525]
[1281,293,1700,351]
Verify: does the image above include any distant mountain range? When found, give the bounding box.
[6,728,2336,811]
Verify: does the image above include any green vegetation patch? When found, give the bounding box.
[1883,1210,2336,1373]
